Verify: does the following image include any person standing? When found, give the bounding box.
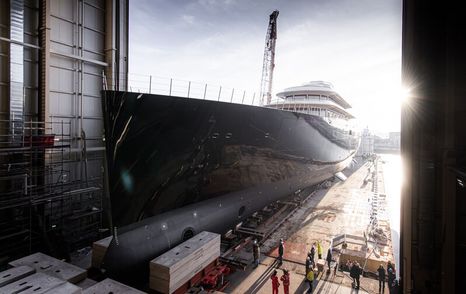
[387,268,395,294]
[351,262,361,289]
[280,269,290,294]
[310,243,316,264]
[387,261,394,273]
[317,241,323,259]
[326,248,333,271]
[378,264,386,293]
[253,239,260,268]
[271,270,280,294]
[350,261,356,287]
[306,267,315,293]
[278,238,285,265]
[306,254,312,276]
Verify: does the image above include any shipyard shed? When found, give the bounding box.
[0,0,465,293]
[0,0,128,261]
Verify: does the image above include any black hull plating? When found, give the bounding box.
[101,91,360,284]
[102,91,360,228]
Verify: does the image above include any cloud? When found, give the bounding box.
[129,0,402,132]
[181,14,195,25]
[196,0,237,10]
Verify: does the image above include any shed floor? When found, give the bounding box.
[223,157,394,294]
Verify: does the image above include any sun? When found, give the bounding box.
[398,86,412,104]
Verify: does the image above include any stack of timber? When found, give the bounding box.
[150,231,221,294]
[8,252,87,284]
[91,235,113,268]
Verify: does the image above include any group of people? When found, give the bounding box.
[304,241,334,293]
[267,239,338,293]
[252,238,285,268]
[270,269,290,294]
[305,241,323,269]
[254,238,289,293]
[257,238,400,294]
[377,261,398,293]
[341,259,397,293]
[270,239,320,293]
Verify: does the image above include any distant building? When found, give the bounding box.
[389,132,401,148]
[357,127,375,156]
[374,131,400,153]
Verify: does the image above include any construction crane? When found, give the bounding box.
[259,10,279,106]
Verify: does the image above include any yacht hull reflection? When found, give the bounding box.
[101,91,359,283]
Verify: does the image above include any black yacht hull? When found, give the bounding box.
[101,91,359,283]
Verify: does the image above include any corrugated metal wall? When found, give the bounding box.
[0,3,11,117]
[49,0,105,145]
[23,0,39,119]
[47,0,106,184]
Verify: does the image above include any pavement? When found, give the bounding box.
[223,158,393,294]
[226,256,375,293]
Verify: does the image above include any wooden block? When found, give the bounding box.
[91,236,112,268]
[150,231,220,276]
[0,272,80,294]
[0,265,35,287]
[150,254,218,293]
[150,241,219,282]
[82,278,145,294]
[9,252,87,284]
[150,242,220,280]
[149,231,221,293]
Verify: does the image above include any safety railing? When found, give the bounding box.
[101,73,355,120]
[104,72,294,107]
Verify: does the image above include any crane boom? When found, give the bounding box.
[259,10,279,106]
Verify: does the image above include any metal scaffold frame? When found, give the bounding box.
[0,113,103,268]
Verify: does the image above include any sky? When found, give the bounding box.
[129,0,402,132]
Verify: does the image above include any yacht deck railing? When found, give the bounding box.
[103,72,353,120]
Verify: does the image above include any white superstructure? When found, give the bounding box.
[266,81,354,120]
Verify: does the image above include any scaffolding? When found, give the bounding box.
[0,113,103,268]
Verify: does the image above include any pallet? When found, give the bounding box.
[0,272,81,294]
[82,278,145,294]
[0,265,35,287]
[8,252,87,284]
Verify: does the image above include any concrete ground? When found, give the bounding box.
[223,158,393,294]
[226,256,381,293]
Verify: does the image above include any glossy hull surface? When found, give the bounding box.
[101,91,360,284]
[102,91,359,226]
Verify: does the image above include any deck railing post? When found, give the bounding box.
[203,84,207,99]
[187,81,191,98]
[169,78,173,96]
[230,88,234,103]
[149,75,152,94]
[218,86,222,101]
[242,90,246,104]
[252,92,256,105]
